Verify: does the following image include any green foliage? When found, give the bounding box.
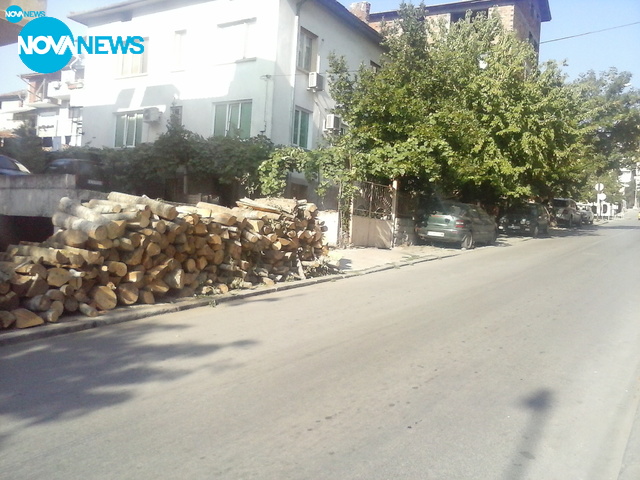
[20,111,275,201]
[326,3,639,205]
[0,124,47,173]
[258,147,309,197]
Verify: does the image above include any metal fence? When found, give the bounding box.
[352,181,393,219]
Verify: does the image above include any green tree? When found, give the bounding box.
[328,2,588,204]
[0,124,47,173]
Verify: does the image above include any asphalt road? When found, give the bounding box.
[1,217,639,480]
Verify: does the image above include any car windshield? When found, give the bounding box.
[0,154,30,173]
[508,205,535,215]
[552,199,569,208]
[432,202,467,216]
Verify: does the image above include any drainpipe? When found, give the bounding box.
[289,0,310,146]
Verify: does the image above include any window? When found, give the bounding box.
[118,37,148,76]
[170,105,183,125]
[450,9,488,23]
[293,108,310,148]
[115,112,143,147]
[213,101,252,138]
[217,18,256,63]
[297,29,315,71]
[172,30,186,70]
[370,61,381,73]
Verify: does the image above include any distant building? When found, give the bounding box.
[349,0,552,53]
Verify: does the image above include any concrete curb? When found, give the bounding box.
[0,253,445,347]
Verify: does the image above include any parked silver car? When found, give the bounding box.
[416,201,497,249]
[577,203,595,225]
[551,198,582,228]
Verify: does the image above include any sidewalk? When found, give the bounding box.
[0,244,454,347]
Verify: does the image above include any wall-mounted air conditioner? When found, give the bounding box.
[143,107,161,123]
[325,113,341,131]
[308,72,324,91]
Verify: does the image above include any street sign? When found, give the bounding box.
[597,193,607,201]
[595,183,604,192]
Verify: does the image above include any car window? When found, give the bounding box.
[552,199,568,208]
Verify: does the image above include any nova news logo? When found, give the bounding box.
[4,5,45,23]
[10,8,145,74]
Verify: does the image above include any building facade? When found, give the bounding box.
[68,0,383,150]
[351,0,551,53]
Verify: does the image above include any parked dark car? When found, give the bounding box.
[0,154,31,176]
[42,158,106,190]
[551,198,582,228]
[416,201,497,249]
[498,202,550,237]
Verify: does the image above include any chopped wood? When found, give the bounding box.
[13,308,45,328]
[91,285,117,311]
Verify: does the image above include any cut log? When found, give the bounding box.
[1,291,20,311]
[47,267,72,287]
[107,192,178,221]
[25,276,49,298]
[8,244,71,266]
[0,310,16,329]
[13,308,45,328]
[138,290,155,304]
[116,283,139,305]
[39,301,64,323]
[52,211,108,241]
[23,294,52,312]
[63,295,79,312]
[105,261,128,277]
[164,268,185,289]
[45,229,89,248]
[78,302,99,317]
[45,288,66,302]
[91,286,117,310]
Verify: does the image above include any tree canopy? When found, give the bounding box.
[324,2,639,204]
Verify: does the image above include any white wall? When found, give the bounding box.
[77,0,382,149]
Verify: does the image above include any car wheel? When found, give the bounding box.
[531,225,539,238]
[461,232,474,249]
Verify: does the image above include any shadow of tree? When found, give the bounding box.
[0,320,257,438]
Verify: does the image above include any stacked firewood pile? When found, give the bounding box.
[0,192,336,330]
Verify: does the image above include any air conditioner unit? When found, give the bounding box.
[143,107,161,123]
[308,72,324,91]
[325,114,341,131]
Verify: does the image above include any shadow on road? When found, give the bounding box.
[503,389,555,480]
[0,320,258,444]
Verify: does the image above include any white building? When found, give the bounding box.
[69,0,383,150]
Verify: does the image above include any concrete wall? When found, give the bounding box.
[0,174,107,217]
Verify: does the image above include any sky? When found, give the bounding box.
[0,0,639,93]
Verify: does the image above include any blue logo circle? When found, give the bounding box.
[5,5,23,23]
[18,17,73,74]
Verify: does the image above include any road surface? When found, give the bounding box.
[1,216,639,479]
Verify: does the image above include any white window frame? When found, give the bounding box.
[172,30,187,71]
[115,112,143,147]
[117,37,149,77]
[293,108,311,149]
[217,18,257,63]
[213,101,252,138]
[297,28,316,71]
